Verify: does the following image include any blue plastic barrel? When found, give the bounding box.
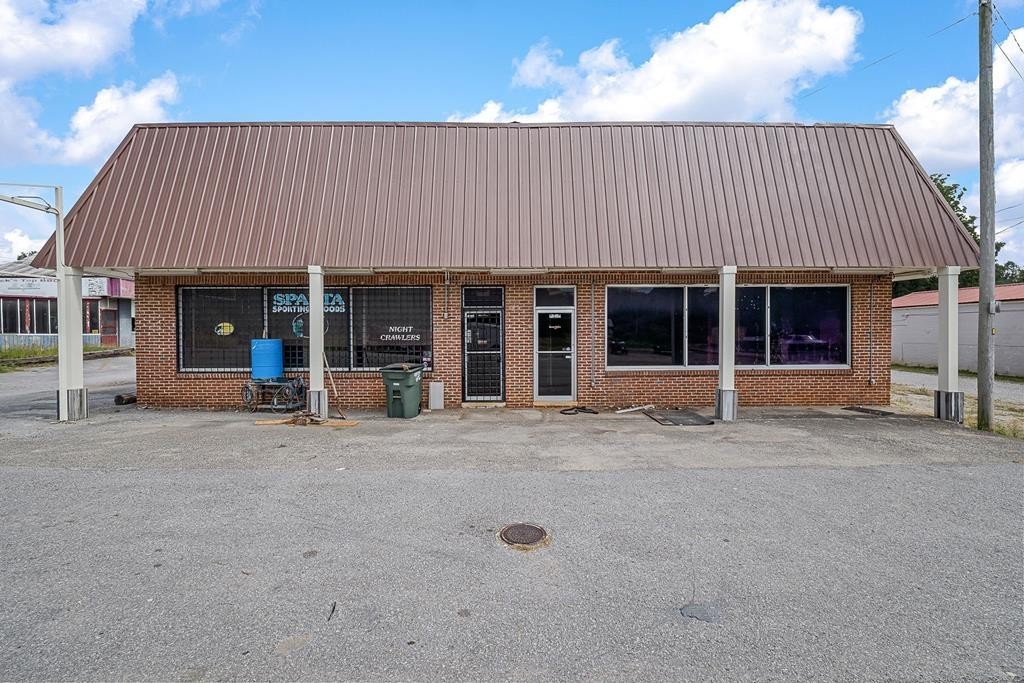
[251,339,284,381]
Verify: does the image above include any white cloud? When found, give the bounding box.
[451,0,862,123]
[151,0,225,18]
[0,0,183,166]
[219,0,261,44]
[0,80,61,162]
[995,159,1024,263]
[0,200,52,263]
[889,27,1024,264]
[62,72,179,165]
[0,73,179,166]
[886,28,1024,173]
[0,228,44,262]
[0,0,146,81]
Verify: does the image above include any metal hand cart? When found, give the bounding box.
[241,377,307,413]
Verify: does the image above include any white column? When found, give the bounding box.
[307,265,328,418]
[54,186,86,421]
[935,266,964,422]
[56,267,87,420]
[715,265,738,421]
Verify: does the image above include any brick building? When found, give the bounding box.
[35,122,978,419]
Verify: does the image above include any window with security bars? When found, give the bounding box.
[178,287,265,370]
[351,287,432,370]
[266,287,351,371]
[177,285,434,372]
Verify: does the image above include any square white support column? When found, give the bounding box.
[307,265,328,419]
[715,265,738,421]
[56,266,87,421]
[934,265,964,423]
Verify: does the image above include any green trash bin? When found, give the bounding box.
[381,363,424,418]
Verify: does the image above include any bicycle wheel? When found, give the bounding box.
[241,384,257,412]
[271,385,294,414]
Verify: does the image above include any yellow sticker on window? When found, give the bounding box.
[214,322,235,336]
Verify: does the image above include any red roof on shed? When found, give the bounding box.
[33,121,979,272]
[891,283,1024,308]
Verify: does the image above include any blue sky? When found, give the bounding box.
[1,0,1023,263]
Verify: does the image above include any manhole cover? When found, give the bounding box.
[499,523,549,548]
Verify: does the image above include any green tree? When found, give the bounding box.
[892,173,1023,298]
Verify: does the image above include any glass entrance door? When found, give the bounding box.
[535,310,575,400]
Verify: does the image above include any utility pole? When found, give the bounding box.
[977,0,996,430]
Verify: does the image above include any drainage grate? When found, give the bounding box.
[499,523,548,548]
[643,409,715,426]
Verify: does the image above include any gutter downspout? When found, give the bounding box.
[443,271,450,320]
[590,277,596,389]
[868,276,878,386]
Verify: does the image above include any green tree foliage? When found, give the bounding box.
[892,173,1023,298]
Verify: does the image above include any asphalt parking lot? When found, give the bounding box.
[0,360,1022,681]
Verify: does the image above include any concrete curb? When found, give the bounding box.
[1,348,134,367]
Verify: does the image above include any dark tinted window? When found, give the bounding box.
[535,287,574,307]
[463,287,503,308]
[770,287,848,365]
[2,298,19,333]
[606,287,685,366]
[179,287,264,370]
[352,287,432,370]
[736,287,766,365]
[266,287,350,370]
[33,300,51,334]
[686,287,719,365]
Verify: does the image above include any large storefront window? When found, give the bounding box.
[266,288,350,370]
[736,287,767,365]
[770,287,848,365]
[178,285,433,372]
[605,284,849,369]
[606,287,685,366]
[179,288,265,370]
[351,287,432,370]
[686,287,719,365]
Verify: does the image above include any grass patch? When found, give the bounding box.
[891,363,1024,384]
[891,384,1024,440]
[0,344,106,362]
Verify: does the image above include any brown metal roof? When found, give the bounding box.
[33,121,979,272]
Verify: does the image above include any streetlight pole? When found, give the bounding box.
[0,183,87,421]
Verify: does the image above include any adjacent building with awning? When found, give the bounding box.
[33,121,979,419]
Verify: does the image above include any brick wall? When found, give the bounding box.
[135,270,891,410]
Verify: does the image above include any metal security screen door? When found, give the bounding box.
[462,288,504,401]
[534,287,576,401]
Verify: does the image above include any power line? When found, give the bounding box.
[996,218,1023,235]
[995,36,1024,83]
[997,202,1023,214]
[798,12,977,101]
[993,3,1024,57]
